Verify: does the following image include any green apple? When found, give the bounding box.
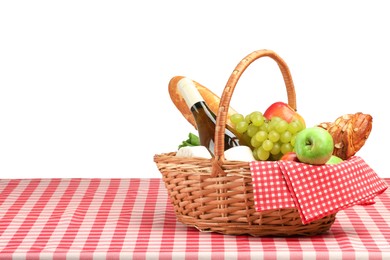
[326,155,343,164]
[294,127,334,165]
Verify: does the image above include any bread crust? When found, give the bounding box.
[318,112,373,160]
[168,76,238,129]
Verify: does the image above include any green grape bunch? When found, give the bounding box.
[230,111,305,161]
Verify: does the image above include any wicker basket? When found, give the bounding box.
[154,49,336,236]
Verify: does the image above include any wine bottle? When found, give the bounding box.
[178,77,240,155]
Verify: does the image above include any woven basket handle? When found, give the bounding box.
[211,49,297,176]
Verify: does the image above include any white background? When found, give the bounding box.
[1,1,389,179]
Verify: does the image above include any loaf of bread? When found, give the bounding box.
[318,112,373,160]
[168,76,238,129]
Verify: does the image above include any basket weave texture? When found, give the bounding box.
[154,49,336,236]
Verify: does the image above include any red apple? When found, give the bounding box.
[280,151,300,162]
[264,101,306,128]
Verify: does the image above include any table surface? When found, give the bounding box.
[0,178,389,260]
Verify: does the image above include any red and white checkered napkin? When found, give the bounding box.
[250,156,388,224]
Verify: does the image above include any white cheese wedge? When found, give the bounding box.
[224,146,256,162]
[176,146,212,159]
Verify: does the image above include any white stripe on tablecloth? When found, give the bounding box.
[91,179,130,251]
[0,179,36,219]
[106,178,141,259]
[15,179,67,256]
[0,179,10,194]
[173,228,191,260]
[330,212,365,260]
[129,178,155,257]
[299,237,325,260]
[0,179,48,252]
[79,178,122,256]
[182,215,199,259]
[222,232,239,259]
[275,238,293,260]
[157,185,179,259]
[0,179,17,201]
[62,179,110,258]
[194,231,212,260]
[211,232,226,259]
[51,178,102,258]
[144,179,172,259]
[240,235,262,259]
[156,178,203,260]
[284,237,304,260]
[133,178,175,259]
[347,206,384,257]
[26,178,82,259]
[38,179,87,254]
[119,178,152,259]
[313,232,343,260]
[353,192,390,259]
[335,209,369,259]
[48,179,96,255]
[297,235,332,260]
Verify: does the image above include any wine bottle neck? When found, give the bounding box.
[178,78,204,109]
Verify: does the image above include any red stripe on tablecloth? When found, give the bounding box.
[329,216,358,259]
[0,179,20,207]
[235,235,252,259]
[79,179,121,260]
[331,212,364,259]
[211,233,225,260]
[25,179,81,257]
[343,207,382,255]
[308,236,330,259]
[284,238,303,260]
[261,238,278,260]
[323,188,390,259]
[158,196,178,260]
[185,227,200,260]
[107,179,140,258]
[53,179,101,260]
[132,178,160,259]
[0,179,41,237]
[358,191,390,256]
[365,191,390,233]
[0,179,61,254]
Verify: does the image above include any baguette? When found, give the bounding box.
[168,76,238,129]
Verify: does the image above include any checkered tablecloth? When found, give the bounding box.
[0,178,389,259]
